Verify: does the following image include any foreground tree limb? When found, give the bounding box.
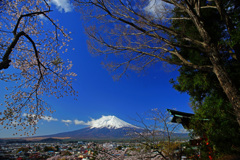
[0,0,76,135]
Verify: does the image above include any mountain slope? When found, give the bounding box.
[48,127,141,139]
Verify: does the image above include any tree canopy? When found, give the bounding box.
[74,0,240,126]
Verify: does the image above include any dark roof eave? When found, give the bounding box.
[167,109,194,118]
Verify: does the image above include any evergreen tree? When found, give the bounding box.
[170,0,240,157]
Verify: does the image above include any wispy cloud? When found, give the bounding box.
[41,116,58,122]
[74,119,87,125]
[74,118,99,126]
[22,113,58,122]
[62,119,72,123]
[38,14,48,21]
[50,0,73,12]
[144,0,173,18]
[62,119,72,126]
[176,128,190,134]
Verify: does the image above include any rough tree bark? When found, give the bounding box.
[209,47,240,125]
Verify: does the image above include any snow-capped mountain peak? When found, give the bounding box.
[89,115,138,129]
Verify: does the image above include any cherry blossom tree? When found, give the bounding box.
[0,0,77,136]
[130,108,182,160]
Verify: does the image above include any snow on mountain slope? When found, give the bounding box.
[89,115,138,129]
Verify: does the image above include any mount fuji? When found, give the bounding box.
[88,115,138,129]
[42,115,142,140]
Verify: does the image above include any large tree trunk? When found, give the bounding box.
[210,48,240,126]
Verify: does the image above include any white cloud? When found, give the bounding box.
[62,119,72,126]
[41,116,58,122]
[22,113,58,122]
[144,0,173,18]
[38,14,47,21]
[74,118,99,126]
[167,116,173,122]
[62,119,72,123]
[74,119,87,125]
[176,128,190,134]
[50,0,73,12]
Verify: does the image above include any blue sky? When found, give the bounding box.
[0,0,192,138]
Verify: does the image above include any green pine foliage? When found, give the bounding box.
[170,0,240,157]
